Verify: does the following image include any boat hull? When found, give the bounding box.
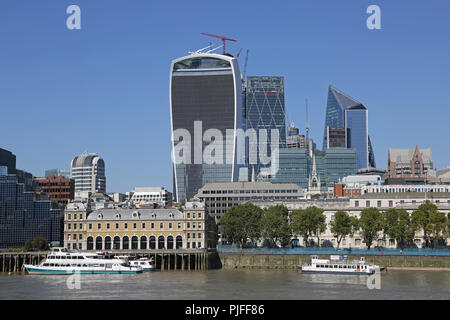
[300,269,374,275]
[24,265,143,275]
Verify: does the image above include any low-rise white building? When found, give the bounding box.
[252,193,450,249]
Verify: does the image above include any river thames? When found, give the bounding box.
[0,269,448,300]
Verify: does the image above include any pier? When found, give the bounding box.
[0,249,221,273]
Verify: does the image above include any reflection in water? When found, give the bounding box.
[305,273,367,286]
[0,270,449,300]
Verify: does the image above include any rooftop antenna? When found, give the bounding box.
[189,43,214,54]
[201,32,237,55]
[305,98,310,142]
[242,49,249,80]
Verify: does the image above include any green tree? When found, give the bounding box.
[260,205,291,248]
[358,208,383,249]
[290,206,326,247]
[330,210,355,248]
[382,208,416,249]
[220,203,263,248]
[429,210,447,247]
[411,203,440,248]
[24,236,49,251]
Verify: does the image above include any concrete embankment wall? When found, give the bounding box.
[218,254,450,270]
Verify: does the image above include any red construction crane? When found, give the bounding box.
[200,32,237,55]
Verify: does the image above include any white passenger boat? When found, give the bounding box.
[128,257,156,271]
[300,255,385,275]
[112,255,156,271]
[23,248,143,275]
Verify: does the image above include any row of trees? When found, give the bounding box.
[220,202,449,249]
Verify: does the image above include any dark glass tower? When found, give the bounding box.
[323,85,375,169]
[170,53,244,202]
[345,107,369,169]
[246,76,286,176]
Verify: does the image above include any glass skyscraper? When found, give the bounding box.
[246,76,286,177]
[323,85,375,169]
[267,147,357,189]
[345,107,369,170]
[170,53,244,202]
[0,174,62,248]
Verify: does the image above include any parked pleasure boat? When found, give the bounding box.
[23,248,143,274]
[300,255,385,275]
[128,257,156,271]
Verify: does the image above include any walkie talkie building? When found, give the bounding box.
[170,53,244,203]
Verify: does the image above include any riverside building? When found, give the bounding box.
[252,193,450,249]
[0,171,62,248]
[64,199,215,251]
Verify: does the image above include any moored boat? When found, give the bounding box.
[23,248,143,275]
[300,255,385,275]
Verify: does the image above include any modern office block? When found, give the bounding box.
[0,147,16,174]
[246,76,286,176]
[0,174,62,248]
[322,85,375,169]
[345,107,369,170]
[170,53,244,202]
[70,152,106,194]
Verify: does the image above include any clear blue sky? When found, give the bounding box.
[1,0,449,193]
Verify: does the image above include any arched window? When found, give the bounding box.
[131,236,138,250]
[95,236,102,250]
[167,236,174,249]
[123,236,129,250]
[158,236,165,249]
[113,236,121,250]
[140,236,147,250]
[176,236,183,249]
[149,236,156,249]
[87,237,94,250]
[104,236,111,250]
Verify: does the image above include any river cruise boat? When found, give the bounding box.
[112,255,156,271]
[300,255,385,275]
[23,248,143,275]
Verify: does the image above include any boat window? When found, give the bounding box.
[49,263,54,267]
[43,263,49,266]
[78,256,84,259]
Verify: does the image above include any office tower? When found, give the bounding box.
[170,53,244,203]
[286,122,307,149]
[326,126,347,148]
[345,106,369,169]
[246,76,286,176]
[0,173,62,248]
[268,148,357,189]
[0,147,16,174]
[323,85,375,169]
[70,152,106,195]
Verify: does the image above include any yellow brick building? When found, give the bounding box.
[64,200,216,251]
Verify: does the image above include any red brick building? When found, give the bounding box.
[334,183,362,198]
[36,175,74,205]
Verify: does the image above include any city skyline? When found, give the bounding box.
[1,1,449,193]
